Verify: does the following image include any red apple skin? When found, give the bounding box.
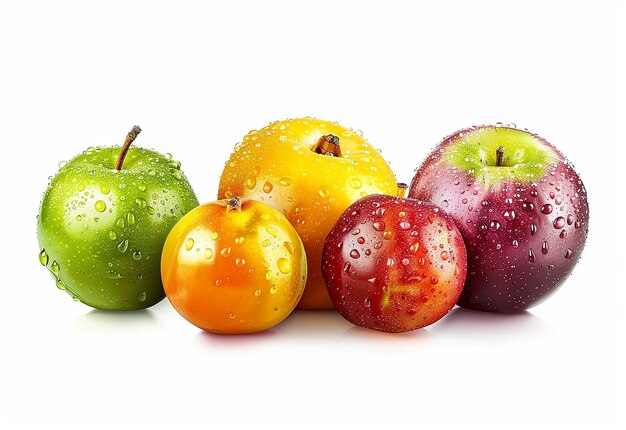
[409,126,589,313]
[322,194,467,332]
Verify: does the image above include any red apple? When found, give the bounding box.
[409,125,589,312]
[321,189,467,332]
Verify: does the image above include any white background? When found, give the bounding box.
[1,1,624,429]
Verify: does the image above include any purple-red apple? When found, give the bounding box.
[409,125,589,312]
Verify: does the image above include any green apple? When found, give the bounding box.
[37,126,199,310]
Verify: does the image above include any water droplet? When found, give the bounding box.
[220,247,231,257]
[39,249,48,266]
[127,212,135,225]
[503,210,516,221]
[541,241,549,255]
[235,257,246,267]
[265,270,273,281]
[108,231,117,240]
[350,249,360,259]
[530,224,537,235]
[318,188,330,198]
[266,226,278,237]
[553,217,565,229]
[51,260,60,273]
[215,279,222,286]
[168,159,181,169]
[409,242,419,253]
[399,221,411,230]
[528,249,536,263]
[117,239,129,253]
[234,236,245,245]
[284,241,295,254]
[430,276,438,285]
[270,285,278,294]
[567,214,574,225]
[373,221,385,231]
[263,182,273,193]
[540,204,553,214]
[138,185,146,192]
[185,238,195,251]
[279,177,291,186]
[564,249,573,259]
[441,200,449,208]
[489,220,501,231]
[137,291,146,302]
[245,176,257,189]
[136,198,147,209]
[262,239,271,247]
[512,240,519,249]
[383,231,392,240]
[254,288,262,296]
[364,297,371,308]
[211,232,218,240]
[132,251,142,260]
[116,218,125,229]
[350,178,362,189]
[94,200,106,212]
[441,251,449,260]
[522,201,534,211]
[55,279,66,290]
[146,206,155,215]
[203,248,213,259]
[106,271,125,279]
[277,258,292,273]
[229,313,236,319]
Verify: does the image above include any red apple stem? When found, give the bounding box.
[115,125,142,170]
[496,146,504,167]
[397,183,408,198]
[313,134,342,157]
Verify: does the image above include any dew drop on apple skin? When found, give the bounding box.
[94,200,106,212]
[137,291,147,302]
[39,249,48,266]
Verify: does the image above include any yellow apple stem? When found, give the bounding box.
[496,146,504,167]
[397,183,408,198]
[115,125,142,170]
[313,134,342,157]
[226,196,242,212]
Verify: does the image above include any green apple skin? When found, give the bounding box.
[37,146,199,310]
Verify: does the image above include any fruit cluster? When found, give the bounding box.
[37,119,589,334]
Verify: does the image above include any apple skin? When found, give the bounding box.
[322,194,467,332]
[409,126,589,312]
[37,146,199,310]
[218,118,398,309]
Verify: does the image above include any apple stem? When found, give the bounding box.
[496,146,505,167]
[313,134,342,157]
[397,183,408,198]
[115,125,142,170]
[226,196,242,212]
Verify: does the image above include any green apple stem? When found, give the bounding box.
[115,125,142,170]
[496,146,504,167]
[397,183,408,198]
[313,134,342,157]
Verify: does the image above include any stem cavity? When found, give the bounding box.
[313,134,341,157]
